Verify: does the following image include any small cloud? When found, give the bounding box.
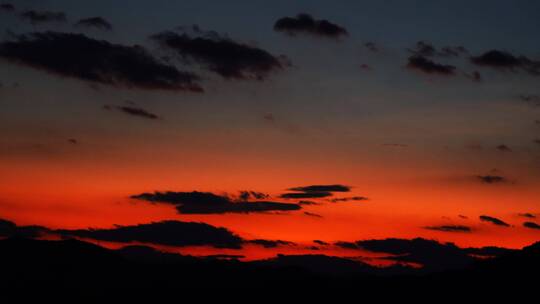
[151,27,289,81]
[364,42,378,52]
[381,143,408,148]
[424,225,472,233]
[407,55,456,75]
[408,41,467,58]
[471,50,540,75]
[304,212,323,218]
[238,191,269,201]
[477,175,507,184]
[246,239,295,248]
[313,240,328,246]
[518,213,536,219]
[288,184,350,192]
[67,138,78,145]
[479,215,510,227]
[359,64,372,71]
[75,17,112,31]
[329,196,368,203]
[273,14,348,39]
[464,71,482,82]
[20,10,67,24]
[523,222,540,230]
[496,144,512,152]
[519,95,540,106]
[104,105,160,120]
[263,113,275,122]
[0,3,14,12]
[280,184,351,199]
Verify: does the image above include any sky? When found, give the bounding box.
[1,0,540,260]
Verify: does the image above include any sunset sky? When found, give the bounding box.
[1,0,540,260]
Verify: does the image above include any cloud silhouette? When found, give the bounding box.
[0,218,49,238]
[304,212,323,218]
[335,237,475,271]
[407,55,456,75]
[104,105,160,120]
[0,3,14,12]
[151,28,289,80]
[518,213,536,219]
[408,41,467,58]
[75,17,112,31]
[57,220,244,249]
[496,144,512,152]
[273,14,348,38]
[288,185,351,193]
[20,10,67,24]
[246,239,295,248]
[329,196,367,203]
[471,50,540,75]
[424,225,472,233]
[238,191,269,201]
[477,175,506,184]
[523,222,540,230]
[479,215,510,227]
[130,191,301,214]
[280,184,351,199]
[0,31,203,91]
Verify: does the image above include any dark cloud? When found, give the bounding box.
[479,215,510,227]
[57,220,243,249]
[407,55,456,75]
[104,105,160,120]
[382,143,408,148]
[337,238,475,271]
[359,64,372,71]
[313,240,328,246]
[279,191,332,199]
[288,184,351,193]
[458,215,469,219]
[0,3,14,11]
[298,200,319,205]
[281,184,351,199]
[246,239,294,248]
[471,50,540,75]
[496,144,512,152]
[20,10,67,24]
[130,191,301,214]
[303,212,323,218]
[263,113,275,122]
[75,17,112,31]
[151,28,289,80]
[364,42,378,52]
[440,46,468,57]
[519,94,540,106]
[329,196,367,203]
[523,222,540,230]
[0,31,203,91]
[273,14,348,38]
[67,138,78,144]
[465,70,482,82]
[477,175,506,184]
[0,218,49,238]
[408,41,467,58]
[518,213,536,219]
[238,191,269,201]
[424,225,472,233]
[534,139,540,145]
